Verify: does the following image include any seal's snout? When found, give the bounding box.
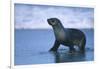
[47,18,58,26]
[47,19,52,25]
[47,18,54,25]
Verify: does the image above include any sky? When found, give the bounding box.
[14,4,94,29]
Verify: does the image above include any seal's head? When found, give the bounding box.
[47,18,61,26]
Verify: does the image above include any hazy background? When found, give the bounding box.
[14,4,94,29]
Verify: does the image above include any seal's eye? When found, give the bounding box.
[51,20,55,23]
[50,20,56,25]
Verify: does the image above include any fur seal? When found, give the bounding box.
[47,18,86,53]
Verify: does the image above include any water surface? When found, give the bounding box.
[15,29,94,65]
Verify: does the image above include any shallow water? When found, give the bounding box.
[15,29,94,65]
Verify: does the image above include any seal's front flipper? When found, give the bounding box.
[49,40,60,52]
[49,48,57,52]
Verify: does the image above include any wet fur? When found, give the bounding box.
[47,18,86,53]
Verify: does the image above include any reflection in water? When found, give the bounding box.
[15,29,94,65]
[50,50,86,63]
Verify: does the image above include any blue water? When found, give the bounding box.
[15,29,94,65]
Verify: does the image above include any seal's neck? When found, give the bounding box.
[53,23,65,32]
[52,23,66,40]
